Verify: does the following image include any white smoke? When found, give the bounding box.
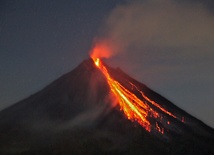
[101,0,214,57]
[96,0,214,127]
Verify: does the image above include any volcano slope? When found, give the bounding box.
[0,58,213,155]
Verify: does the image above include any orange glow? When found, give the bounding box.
[156,122,164,134]
[90,42,112,59]
[129,82,176,118]
[94,58,100,67]
[91,55,184,134]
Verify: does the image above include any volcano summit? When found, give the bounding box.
[0,58,213,155]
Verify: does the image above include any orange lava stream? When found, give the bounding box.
[93,58,151,131]
[92,58,179,133]
[129,82,176,118]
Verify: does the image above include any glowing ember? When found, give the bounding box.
[129,82,177,119]
[91,56,184,134]
[156,122,164,134]
[94,58,100,67]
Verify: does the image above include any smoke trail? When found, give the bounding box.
[91,0,214,128]
[95,0,214,58]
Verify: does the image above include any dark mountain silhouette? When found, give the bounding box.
[0,58,213,155]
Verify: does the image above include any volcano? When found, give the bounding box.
[0,58,213,155]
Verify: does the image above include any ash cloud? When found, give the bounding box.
[97,0,214,127]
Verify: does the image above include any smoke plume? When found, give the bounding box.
[97,0,214,58]
[92,0,214,127]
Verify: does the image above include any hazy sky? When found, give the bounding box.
[0,0,214,128]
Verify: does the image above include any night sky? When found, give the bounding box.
[0,0,214,128]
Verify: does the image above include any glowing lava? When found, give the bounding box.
[91,57,183,134]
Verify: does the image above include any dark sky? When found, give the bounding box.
[0,0,214,128]
[0,0,123,107]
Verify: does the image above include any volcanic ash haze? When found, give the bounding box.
[0,58,213,155]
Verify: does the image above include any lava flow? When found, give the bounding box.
[91,57,182,134]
